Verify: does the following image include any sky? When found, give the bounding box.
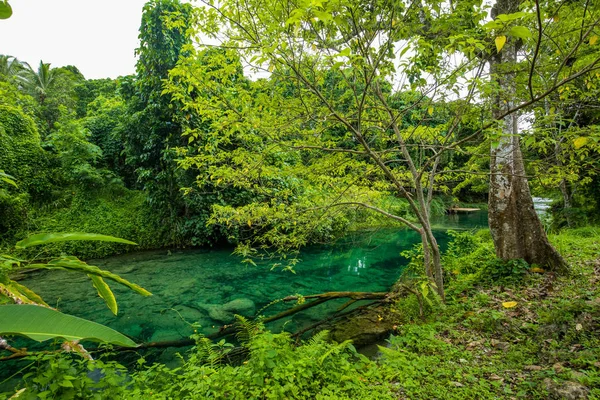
[0,0,150,79]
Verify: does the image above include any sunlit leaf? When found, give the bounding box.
[574,137,588,149]
[495,36,507,53]
[502,301,518,308]
[0,305,137,347]
[509,26,532,40]
[590,36,598,46]
[89,275,118,315]
[16,233,137,249]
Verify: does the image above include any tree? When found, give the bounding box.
[485,0,600,271]
[121,0,196,244]
[18,61,63,105]
[0,55,24,83]
[166,0,503,299]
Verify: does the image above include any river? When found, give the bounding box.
[1,210,486,388]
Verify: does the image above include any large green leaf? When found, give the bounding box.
[0,1,12,19]
[88,275,118,315]
[16,233,137,249]
[30,256,151,297]
[0,305,137,347]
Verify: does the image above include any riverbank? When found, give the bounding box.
[3,226,598,399]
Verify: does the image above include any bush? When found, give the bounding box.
[20,189,167,259]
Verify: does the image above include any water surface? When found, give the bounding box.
[19,211,487,343]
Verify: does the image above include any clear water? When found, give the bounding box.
[0,211,486,387]
[18,211,487,343]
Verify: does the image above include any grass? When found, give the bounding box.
[378,227,600,399]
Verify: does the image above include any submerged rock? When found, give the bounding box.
[196,298,256,323]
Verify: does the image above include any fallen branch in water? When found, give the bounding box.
[0,290,390,360]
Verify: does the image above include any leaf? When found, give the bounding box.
[89,275,118,315]
[495,36,507,53]
[337,48,351,57]
[574,137,588,149]
[16,233,137,249]
[0,305,137,347]
[7,281,49,306]
[529,267,545,273]
[427,106,434,116]
[590,36,598,46]
[0,171,17,188]
[502,301,518,308]
[34,256,152,297]
[0,1,12,19]
[509,26,532,40]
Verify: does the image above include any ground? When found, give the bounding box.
[375,227,600,399]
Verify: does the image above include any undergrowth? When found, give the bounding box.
[2,227,599,399]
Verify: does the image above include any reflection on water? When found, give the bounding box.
[348,256,367,275]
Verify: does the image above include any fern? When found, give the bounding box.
[234,314,261,346]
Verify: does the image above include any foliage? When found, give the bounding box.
[18,354,128,400]
[0,0,11,19]
[0,305,137,347]
[6,227,600,399]
[24,189,168,259]
[120,0,198,244]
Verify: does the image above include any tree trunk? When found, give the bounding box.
[488,0,567,272]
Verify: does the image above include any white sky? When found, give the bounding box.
[0,0,149,79]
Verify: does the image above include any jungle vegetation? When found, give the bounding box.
[1,0,600,398]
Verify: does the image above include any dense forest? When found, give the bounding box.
[1,0,600,398]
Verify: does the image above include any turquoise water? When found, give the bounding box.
[0,211,486,388]
[17,211,487,344]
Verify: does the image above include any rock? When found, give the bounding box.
[173,305,205,324]
[323,305,396,347]
[196,298,256,324]
[544,379,589,400]
[489,374,503,381]
[553,363,565,374]
[490,339,510,351]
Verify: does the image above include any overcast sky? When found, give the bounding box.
[0,0,150,79]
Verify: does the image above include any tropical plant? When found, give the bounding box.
[0,233,151,349]
[0,55,24,82]
[17,61,63,105]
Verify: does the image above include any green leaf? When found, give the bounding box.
[0,1,12,19]
[16,233,137,249]
[496,11,528,22]
[7,281,49,306]
[33,257,152,297]
[0,305,137,347]
[0,171,17,188]
[88,275,118,315]
[509,26,532,40]
[337,48,351,57]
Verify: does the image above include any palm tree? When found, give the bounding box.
[0,54,25,82]
[17,61,63,104]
